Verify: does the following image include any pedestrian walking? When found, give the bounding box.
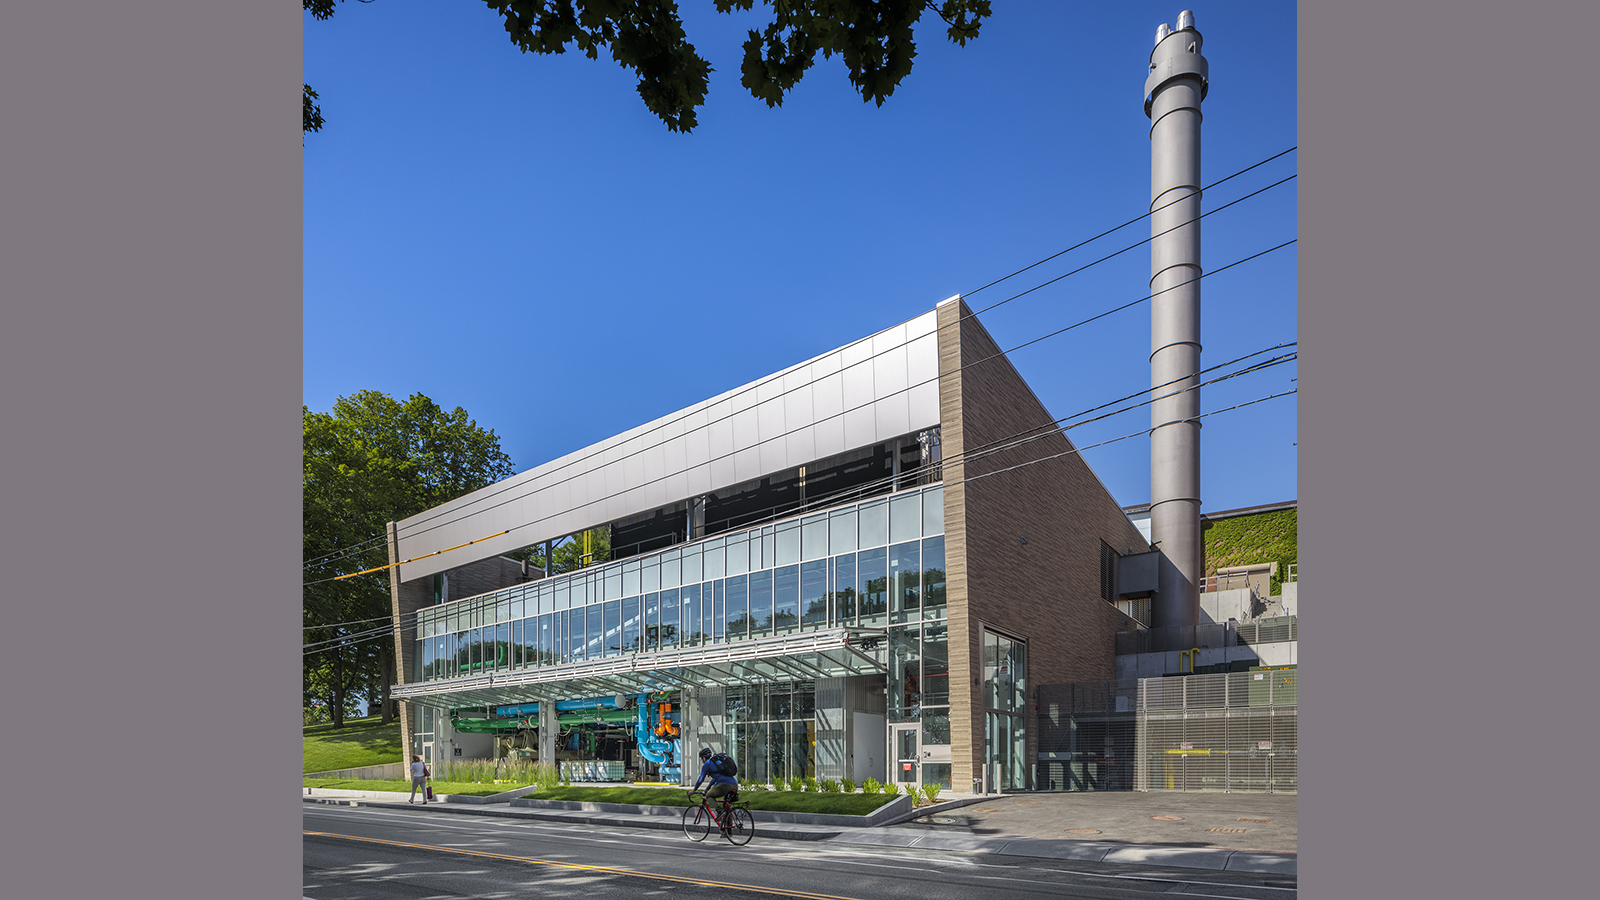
[408,755,430,804]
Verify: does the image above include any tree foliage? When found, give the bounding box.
[303,391,516,727]
[303,0,990,134]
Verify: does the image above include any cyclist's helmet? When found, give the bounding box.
[699,748,713,761]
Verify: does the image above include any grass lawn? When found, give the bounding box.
[303,716,404,773]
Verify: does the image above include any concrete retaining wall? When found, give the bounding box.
[303,761,406,780]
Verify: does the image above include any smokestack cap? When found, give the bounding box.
[1177,10,1195,31]
[1156,23,1171,45]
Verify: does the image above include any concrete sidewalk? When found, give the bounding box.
[304,788,1295,876]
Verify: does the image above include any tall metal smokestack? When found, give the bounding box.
[1145,11,1208,630]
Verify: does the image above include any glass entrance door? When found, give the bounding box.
[891,723,920,788]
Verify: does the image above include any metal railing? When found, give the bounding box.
[1035,669,1297,794]
[1114,616,1296,655]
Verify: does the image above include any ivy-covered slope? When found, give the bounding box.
[1203,507,1297,595]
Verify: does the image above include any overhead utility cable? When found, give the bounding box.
[305,237,1296,581]
[304,153,1296,571]
[303,387,1297,657]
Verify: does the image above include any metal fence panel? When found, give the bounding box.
[1039,669,1297,793]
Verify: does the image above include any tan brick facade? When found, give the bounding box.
[938,299,1148,791]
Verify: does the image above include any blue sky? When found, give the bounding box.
[304,2,1296,516]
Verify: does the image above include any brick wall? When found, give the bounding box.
[938,299,1148,791]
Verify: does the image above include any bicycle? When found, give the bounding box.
[683,790,754,845]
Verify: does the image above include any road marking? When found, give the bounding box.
[304,831,870,900]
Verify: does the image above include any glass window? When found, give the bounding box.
[585,598,601,656]
[1008,636,1027,713]
[727,537,749,575]
[889,540,921,624]
[644,592,660,652]
[682,548,702,584]
[537,614,552,666]
[642,561,660,593]
[889,627,921,721]
[777,522,800,566]
[712,578,726,642]
[774,565,800,633]
[519,617,535,668]
[421,638,433,681]
[799,559,828,629]
[858,547,888,626]
[921,536,946,620]
[801,515,828,561]
[761,526,776,570]
[660,588,680,651]
[682,583,701,646]
[725,575,749,640]
[703,537,725,579]
[511,593,524,620]
[830,554,856,626]
[922,485,944,535]
[496,622,510,670]
[890,492,921,545]
[603,600,620,656]
[498,598,511,623]
[564,609,580,662]
[922,622,949,707]
[621,596,640,654]
[556,579,570,610]
[829,509,856,553]
[661,550,681,589]
[604,565,621,601]
[622,560,640,596]
[859,500,888,548]
[749,570,773,637]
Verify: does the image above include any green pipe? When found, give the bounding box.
[450,717,522,734]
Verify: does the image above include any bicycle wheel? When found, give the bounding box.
[724,807,754,845]
[683,804,713,842]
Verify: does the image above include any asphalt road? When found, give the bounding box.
[303,803,1297,900]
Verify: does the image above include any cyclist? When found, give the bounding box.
[690,747,739,831]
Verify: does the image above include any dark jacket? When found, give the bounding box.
[692,758,738,790]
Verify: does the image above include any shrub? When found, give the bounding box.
[818,778,838,793]
[862,778,881,795]
[772,778,786,791]
[803,777,818,793]
[922,783,941,804]
[840,777,857,793]
[788,776,805,793]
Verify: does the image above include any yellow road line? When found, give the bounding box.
[303,831,866,900]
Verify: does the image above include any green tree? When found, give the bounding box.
[304,390,516,728]
[304,0,990,135]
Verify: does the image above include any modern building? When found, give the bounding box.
[387,297,1149,793]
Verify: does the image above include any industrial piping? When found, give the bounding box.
[1145,10,1208,630]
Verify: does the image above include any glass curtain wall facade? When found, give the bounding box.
[413,485,945,684]
[725,681,817,785]
[983,630,1029,791]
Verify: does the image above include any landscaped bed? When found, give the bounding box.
[302,777,516,797]
[301,781,903,814]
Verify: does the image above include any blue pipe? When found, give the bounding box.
[496,696,627,718]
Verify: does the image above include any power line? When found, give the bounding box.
[960,146,1296,298]
[303,387,1297,659]
[304,236,1295,582]
[304,152,1296,572]
[305,329,1294,591]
